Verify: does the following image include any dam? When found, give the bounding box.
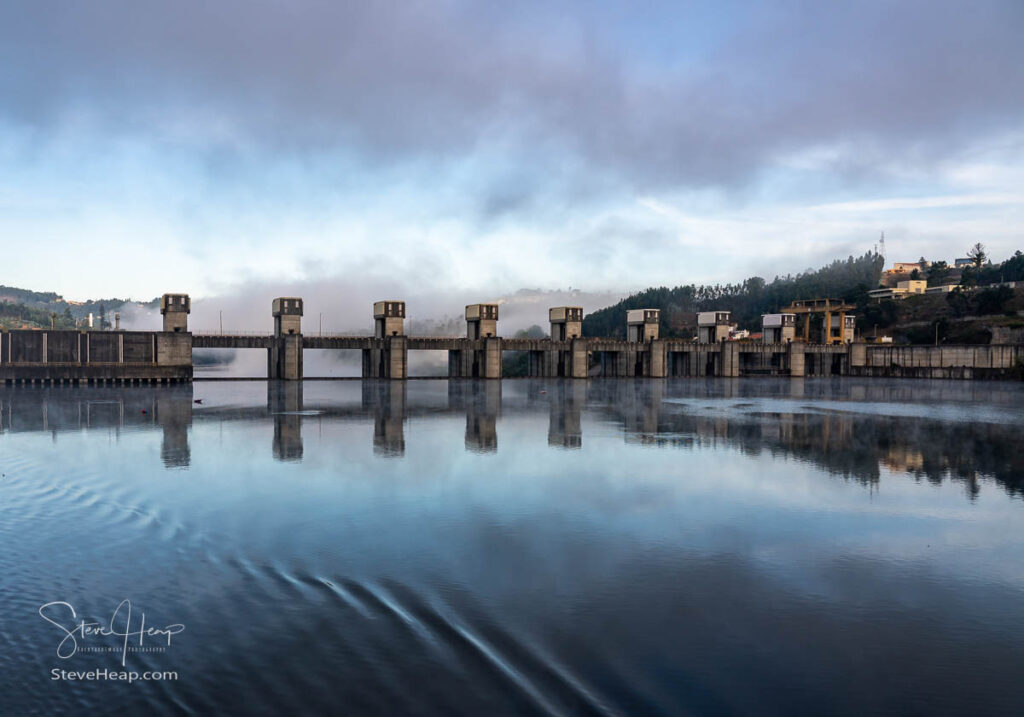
[1,294,1021,384]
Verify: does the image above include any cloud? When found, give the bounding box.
[1,0,1022,194]
[809,193,1024,213]
[1,1,1022,298]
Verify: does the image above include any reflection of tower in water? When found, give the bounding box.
[362,380,407,457]
[619,380,664,445]
[268,382,304,462]
[450,380,500,453]
[157,392,193,468]
[1,381,1021,497]
[547,380,585,449]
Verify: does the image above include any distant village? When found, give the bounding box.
[633,245,1024,347]
[867,255,1020,302]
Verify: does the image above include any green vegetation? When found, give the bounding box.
[903,246,1022,290]
[899,319,992,346]
[966,242,987,268]
[0,285,62,305]
[860,284,1023,345]
[0,282,155,326]
[947,285,1015,318]
[583,252,884,338]
[0,302,76,330]
[501,325,547,377]
[964,249,1024,287]
[926,260,952,287]
[583,246,1022,345]
[0,282,162,330]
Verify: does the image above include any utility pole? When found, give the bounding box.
[219,310,223,333]
[319,313,323,336]
[935,321,939,346]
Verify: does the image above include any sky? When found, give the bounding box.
[1,0,1023,309]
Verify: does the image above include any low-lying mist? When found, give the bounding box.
[113,279,623,378]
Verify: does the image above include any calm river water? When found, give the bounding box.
[2,378,1023,716]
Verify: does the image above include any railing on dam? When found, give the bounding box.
[192,330,275,336]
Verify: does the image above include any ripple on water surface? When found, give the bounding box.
[2,379,1024,715]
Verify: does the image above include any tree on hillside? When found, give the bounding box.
[946,288,971,317]
[1003,250,1024,282]
[743,276,766,298]
[927,260,951,287]
[967,242,987,269]
[501,325,549,376]
[975,285,1014,316]
[515,325,547,339]
[947,285,1013,318]
[975,249,1024,286]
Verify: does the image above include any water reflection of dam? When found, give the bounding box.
[0,384,195,468]
[1,380,1021,499]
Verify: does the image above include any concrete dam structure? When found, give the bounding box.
[0,330,192,385]
[1,294,1022,385]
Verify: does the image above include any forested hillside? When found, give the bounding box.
[0,283,156,329]
[0,285,63,305]
[583,252,885,338]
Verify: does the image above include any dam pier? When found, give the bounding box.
[1,294,1022,384]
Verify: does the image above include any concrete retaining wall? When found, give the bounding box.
[848,344,1024,380]
[1,330,193,383]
